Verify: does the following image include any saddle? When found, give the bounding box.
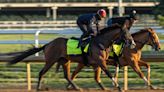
[71,37,90,49]
[70,37,91,66]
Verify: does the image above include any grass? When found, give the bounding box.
[0,62,163,89]
[158,15,164,27]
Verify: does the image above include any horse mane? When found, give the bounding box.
[132,28,154,37]
[99,24,121,35]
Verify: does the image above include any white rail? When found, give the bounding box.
[0,20,162,29]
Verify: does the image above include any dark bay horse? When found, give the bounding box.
[68,28,161,89]
[8,25,133,91]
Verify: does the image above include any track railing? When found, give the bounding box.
[0,0,159,3]
[0,20,162,29]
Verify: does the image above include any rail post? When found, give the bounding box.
[108,7,114,18]
[26,62,31,91]
[52,6,58,20]
[35,30,41,56]
[124,66,128,90]
[114,66,119,83]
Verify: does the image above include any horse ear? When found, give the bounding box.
[148,28,152,31]
[148,28,155,34]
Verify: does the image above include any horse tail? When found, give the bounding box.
[7,44,47,65]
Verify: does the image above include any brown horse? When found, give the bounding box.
[8,25,133,91]
[68,28,161,89]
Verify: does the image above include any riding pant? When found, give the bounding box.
[77,21,94,39]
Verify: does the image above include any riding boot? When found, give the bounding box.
[77,39,82,48]
[77,33,87,48]
[113,53,121,68]
[81,47,89,66]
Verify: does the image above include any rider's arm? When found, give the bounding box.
[88,17,98,36]
[95,21,100,34]
[122,20,131,37]
[122,20,136,48]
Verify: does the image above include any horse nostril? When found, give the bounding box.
[156,47,161,51]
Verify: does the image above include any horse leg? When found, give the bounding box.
[130,61,151,88]
[138,60,154,89]
[67,63,84,89]
[71,63,85,80]
[114,64,119,85]
[95,59,121,91]
[93,65,106,90]
[61,59,80,90]
[37,60,56,91]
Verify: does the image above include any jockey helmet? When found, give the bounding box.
[97,9,107,18]
[129,10,138,20]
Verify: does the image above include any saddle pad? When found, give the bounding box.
[67,39,89,55]
[109,42,124,57]
[67,39,82,55]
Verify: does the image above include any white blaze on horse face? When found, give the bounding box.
[150,31,161,50]
[154,33,161,48]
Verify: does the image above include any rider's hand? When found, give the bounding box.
[125,40,136,49]
[130,40,136,49]
[90,33,96,37]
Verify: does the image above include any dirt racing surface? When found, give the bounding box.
[0,89,164,92]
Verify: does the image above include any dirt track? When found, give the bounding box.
[0,89,164,92]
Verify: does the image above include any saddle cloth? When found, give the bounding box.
[67,39,89,55]
[109,42,124,57]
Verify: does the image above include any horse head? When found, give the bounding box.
[134,28,161,51]
[146,28,161,51]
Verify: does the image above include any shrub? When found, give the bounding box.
[157,15,164,27]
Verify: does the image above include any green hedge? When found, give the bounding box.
[157,15,164,27]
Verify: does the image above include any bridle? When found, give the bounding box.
[134,31,157,49]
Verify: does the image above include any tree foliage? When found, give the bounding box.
[155,0,164,16]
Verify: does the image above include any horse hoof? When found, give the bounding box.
[100,87,106,90]
[117,86,122,92]
[98,82,106,90]
[112,86,119,90]
[102,88,107,90]
[99,85,106,90]
[45,87,49,91]
[78,88,83,92]
[67,87,81,91]
[37,87,49,91]
[66,85,80,91]
[148,85,156,90]
[37,89,44,91]
[66,84,72,89]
